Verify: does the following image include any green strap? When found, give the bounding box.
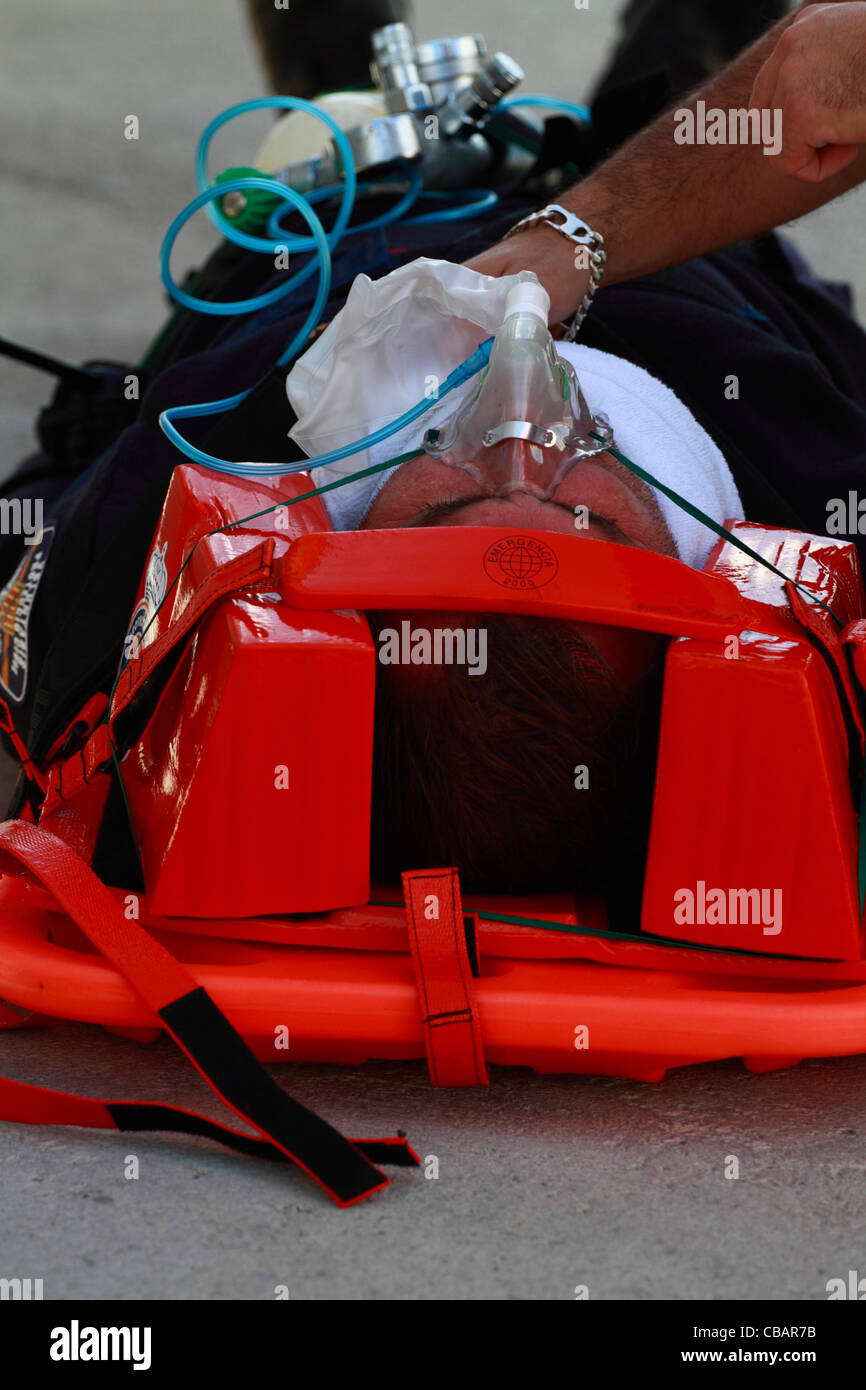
[216,451,424,534]
[369,902,836,962]
[139,274,202,370]
[477,909,831,962]
[593,429,866,922]
[591,431,843,626]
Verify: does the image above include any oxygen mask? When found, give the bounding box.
[423,280,614,500]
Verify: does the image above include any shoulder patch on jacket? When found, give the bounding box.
[0,527,55,703]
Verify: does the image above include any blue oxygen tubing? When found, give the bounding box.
[165,96,359,315]
[499,94,592,124]
[159,336,493,478]
[159,97,356,474]
[157,92,588,476]
[161,174,334,320]
[158,95,500,475]
[266,182,498,238]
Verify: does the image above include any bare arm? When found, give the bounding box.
[466,2,866,323]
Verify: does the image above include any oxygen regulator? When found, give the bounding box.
[218,21,545,231]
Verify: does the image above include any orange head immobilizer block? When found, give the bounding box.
[117,466,866,963]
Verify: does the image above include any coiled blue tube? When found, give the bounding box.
[194,96,358,256]
[160,96,361,319]
[160,176,332,320]
[157,89,587,473]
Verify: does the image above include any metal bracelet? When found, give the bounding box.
[503,202,606,339]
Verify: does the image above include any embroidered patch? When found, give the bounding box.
[0,526,55,703]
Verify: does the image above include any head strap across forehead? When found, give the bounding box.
[280,525,811,645]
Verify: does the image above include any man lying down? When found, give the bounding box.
[4,222,866,905]
[289,258,741,897]
[278,221,866,901]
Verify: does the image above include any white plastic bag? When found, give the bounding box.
[285,257,543,527]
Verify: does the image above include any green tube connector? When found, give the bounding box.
[214,166,284,234]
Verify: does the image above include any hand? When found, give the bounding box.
[463,226,592,327]
[750,2,866,182]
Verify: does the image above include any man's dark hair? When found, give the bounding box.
[370,612,667,896]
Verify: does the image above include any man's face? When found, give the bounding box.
[360,447,677,683]
[360,448,677,554]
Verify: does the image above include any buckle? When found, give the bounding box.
[542,204,595,245]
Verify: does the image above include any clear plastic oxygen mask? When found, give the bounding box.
[422,281,614,500]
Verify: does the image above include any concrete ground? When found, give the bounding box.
[1,0,866,1302]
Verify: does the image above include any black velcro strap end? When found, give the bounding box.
[106,1101,276,1160]
[107,1102,420,1169]
[355,1139,420,1168]
[158,987,388,1206]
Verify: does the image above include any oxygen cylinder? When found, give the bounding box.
[253,91,387,173]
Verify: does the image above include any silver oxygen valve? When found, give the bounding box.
[265,22,531,194]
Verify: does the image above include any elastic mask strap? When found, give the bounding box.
[590,431,843,627]
[369,900,823,961]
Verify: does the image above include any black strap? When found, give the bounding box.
[108,1102,418,1168]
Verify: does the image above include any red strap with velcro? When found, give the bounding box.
[0,819,419,1205]
[402,867,488,1088]
[0,1074,417,1174]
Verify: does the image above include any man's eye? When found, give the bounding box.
[408,497,479,526]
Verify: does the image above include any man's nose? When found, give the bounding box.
[487,480,550,502]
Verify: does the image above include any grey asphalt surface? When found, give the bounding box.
[1,0,866,1303]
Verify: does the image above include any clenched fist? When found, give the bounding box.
[751,2,866,182]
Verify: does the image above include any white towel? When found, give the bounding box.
[556,344,744,570]
[314,343,743,570]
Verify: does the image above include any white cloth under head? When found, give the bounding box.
[555,344,744,570]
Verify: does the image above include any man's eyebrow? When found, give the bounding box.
[405,495,636,545]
